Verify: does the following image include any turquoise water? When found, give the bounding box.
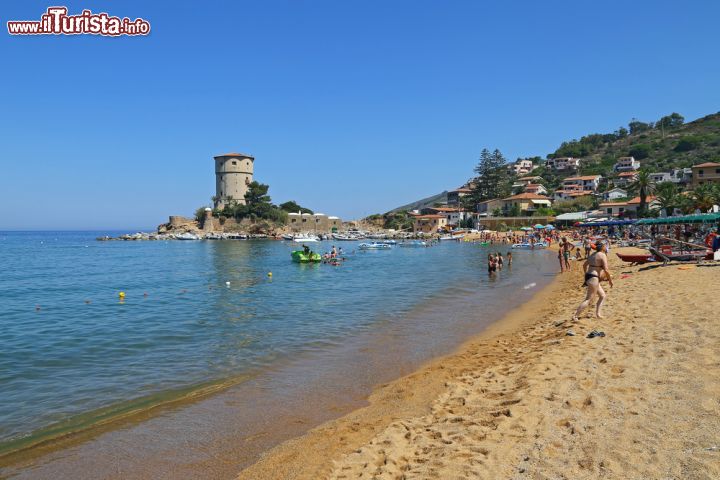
[0,231,554,457]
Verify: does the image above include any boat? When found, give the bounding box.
[332,233,361,241]
[175,232,201,240]
[399,240,427,247]
[511,242,548,249]
[439,234,465,241]
[616,252,655,265]
[358,242,392,250]
[291,234,320,242]
[281,234,294,241]
[291,250,323,262]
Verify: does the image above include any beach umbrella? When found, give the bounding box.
[544,225,555,230]
[520,226,532,231]
[534,224,544,229]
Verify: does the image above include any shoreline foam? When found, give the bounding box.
[238,250,720,479]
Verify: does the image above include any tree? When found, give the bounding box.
[470,148,512,203]
[628,144,651,160]
[691,184,718,212]
[506,203,521,217]
[657,112,684,129]
[674,136,701,152]
[615,126,629,138]
[279,200,313,214]
[628,170,655,216]
[653,182,678,216]
[628,119,651,135]
[195,206,210,222]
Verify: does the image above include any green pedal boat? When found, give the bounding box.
[291,250,323,263]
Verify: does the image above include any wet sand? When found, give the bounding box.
[238,248,720,479]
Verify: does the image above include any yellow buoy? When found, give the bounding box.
[119,291,126,298]
[268,272,272,277]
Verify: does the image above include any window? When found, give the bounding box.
[291,219,296,223]
[716,169,720,174]
[302,219,307,223]
[699,170,704,176]
[232,161,237,165]
[607,208,612,214]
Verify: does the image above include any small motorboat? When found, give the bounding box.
[439,234,465,241]
[332,233,361,241]
[358,242,392,250]
[399,240,427,248]
[511,242,548,249]
[291,250,323,262]
[292,234,319,242]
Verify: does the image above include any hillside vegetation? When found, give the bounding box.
[382,111,720,218]
[551,111,720,178]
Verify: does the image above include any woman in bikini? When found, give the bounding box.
[573,241,613,321]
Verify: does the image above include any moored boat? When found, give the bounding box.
[358,242,392,250]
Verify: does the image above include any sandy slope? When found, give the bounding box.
[238,250,720,480]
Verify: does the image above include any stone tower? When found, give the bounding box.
[214,152,254,209]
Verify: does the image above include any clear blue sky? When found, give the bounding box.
[1,0,719,230]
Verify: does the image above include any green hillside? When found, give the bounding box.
[549,111,720,180]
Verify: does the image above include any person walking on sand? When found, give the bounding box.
[573,241,613,321]
[561,237,572,271]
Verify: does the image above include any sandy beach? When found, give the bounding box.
[238,248,720,479]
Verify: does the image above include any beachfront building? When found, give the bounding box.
[599,196,658,218]
[614,156,640,172]
[603,187,628,201]
[545,157,581,171]
[476,199,504,217]
[287,212,343,233]
[691,162,720,187]
[446,187,472,207]
[411,214,448,233]
[422,207,469,227]
[650,172,673,184]
[213,152,254,209]
[614,171,638,187]
[500,193,552,215]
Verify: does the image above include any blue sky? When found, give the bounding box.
[1,0,719,230]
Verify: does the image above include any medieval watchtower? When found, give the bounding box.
[214,152,254,209]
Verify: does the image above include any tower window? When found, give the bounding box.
[232,161,237,165]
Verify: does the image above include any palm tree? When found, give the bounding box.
[691,184,718,212]
[654,182,678,217]
[628,170,655,217]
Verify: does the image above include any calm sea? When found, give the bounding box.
[0,231,555,475]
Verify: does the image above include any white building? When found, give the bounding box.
[562,175,602,192]
[509,159,534,175]
[546,157,581,171]
[614,156,640,172]
[603,187,628,201]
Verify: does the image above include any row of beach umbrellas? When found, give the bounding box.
[519,224,555,231]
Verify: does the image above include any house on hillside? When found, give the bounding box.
[691,162,720,187]
[446,187,472,207]
[614,171,638,187]
[603,187,628,201]
[614,156,640,172]
[524,183,548,196]
[562,175,602,192]
[546,157,581,171]
[509,159,534,175]
[500,193,552,215]
[652,168,693,184]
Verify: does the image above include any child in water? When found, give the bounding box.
[506,252,512,265]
